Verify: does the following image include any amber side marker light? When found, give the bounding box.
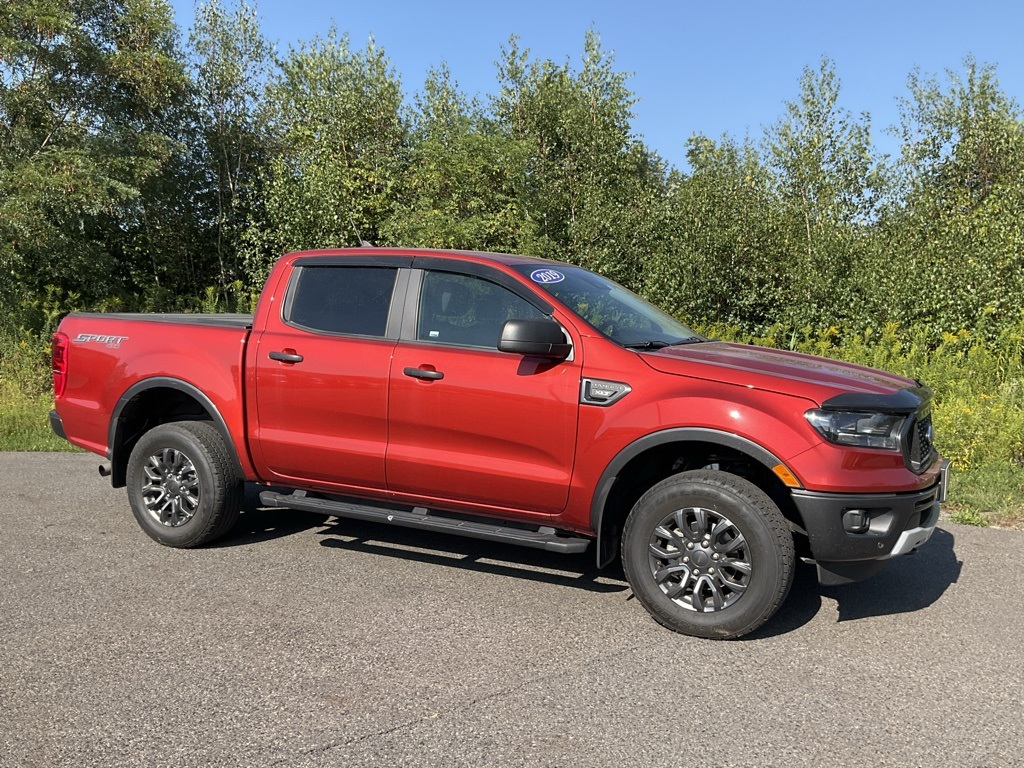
[772,463,801,488]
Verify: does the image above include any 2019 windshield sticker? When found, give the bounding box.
[72,333,128,348]
[531,269,565,284]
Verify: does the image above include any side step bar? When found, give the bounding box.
[259,490,591,554]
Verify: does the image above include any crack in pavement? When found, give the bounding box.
[272,646,635,764]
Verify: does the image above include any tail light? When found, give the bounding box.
[52,332,69,398]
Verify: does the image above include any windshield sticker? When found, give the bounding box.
[531,269,565,284]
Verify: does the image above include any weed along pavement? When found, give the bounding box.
[1,452,1021,767]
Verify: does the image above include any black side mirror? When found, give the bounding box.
[498,318,571,359]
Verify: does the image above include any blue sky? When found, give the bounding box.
[167,0,1024,171]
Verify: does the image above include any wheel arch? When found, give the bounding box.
[590,428,801,568]
[108,377,240,488]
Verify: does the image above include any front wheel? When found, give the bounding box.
[126,421,243,548]
[622,470,794,639]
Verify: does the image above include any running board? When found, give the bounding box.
[259,491,591,554]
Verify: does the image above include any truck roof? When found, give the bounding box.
[283,247,565,268]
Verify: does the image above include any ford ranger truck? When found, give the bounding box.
[50,248,950,639]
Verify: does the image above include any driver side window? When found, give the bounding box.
[417,271,545,349]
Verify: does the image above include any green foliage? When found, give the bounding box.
[764,59,885,329]
[867,59,1024,338]
[199,279,250,313]
[1,326,51,398]
[0,0,190,330]
[241,29,407,286]
[189,0,272,296]
[2,8,1022,526]
[0,381,77,451]
[380,65,537,252]
[490,32,666,289]
[947,463,1024,528]
[0,315,74,451]
[649,136,791,326]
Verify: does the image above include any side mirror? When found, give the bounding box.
[498,318,572,360]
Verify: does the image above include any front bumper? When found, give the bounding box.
[791,460,949,585]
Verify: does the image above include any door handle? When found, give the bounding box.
[269,350,304,364]
[403,366,443,380]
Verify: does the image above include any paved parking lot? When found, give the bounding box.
[1,452,1021,767]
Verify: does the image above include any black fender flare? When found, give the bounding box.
[590,427,790,568]
[107,377,241,487]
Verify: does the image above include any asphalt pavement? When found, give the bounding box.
[1,452,1021,767]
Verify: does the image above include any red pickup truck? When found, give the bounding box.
[50,248,948,638]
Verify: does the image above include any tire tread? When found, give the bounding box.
[126,420,243,548]
[621,469,794,639]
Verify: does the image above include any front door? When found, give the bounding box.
[386,268,581,516]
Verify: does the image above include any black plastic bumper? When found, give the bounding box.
[791,475,944,585]
[48,409,67,441]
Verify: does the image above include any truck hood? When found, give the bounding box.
[641,341,916,405]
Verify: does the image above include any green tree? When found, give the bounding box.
[381,65,537,252]
[242,29,406,286]
[651,135,791,329]
[188,0,271,296]
[491,32,666,289]
[0,0,189,329]
[875,58,1024,336]
[765,59,884,328]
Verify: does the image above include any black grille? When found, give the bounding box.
[905,412,935,472]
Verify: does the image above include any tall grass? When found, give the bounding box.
[0,328,77,451]
[0,382,77,451]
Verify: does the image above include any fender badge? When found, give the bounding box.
[72,333,128,349]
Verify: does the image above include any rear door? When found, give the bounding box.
[386,262,582,516]
[251,256,410,492]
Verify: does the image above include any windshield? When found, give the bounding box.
[512,264,703,348]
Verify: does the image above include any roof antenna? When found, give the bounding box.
[350,218,373,248]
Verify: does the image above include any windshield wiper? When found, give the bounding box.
[623,340,672,349]
[624,337,706,350]
[666,337,708,346]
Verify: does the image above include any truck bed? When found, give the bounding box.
[69,312,253,328]
[54,312,253,462]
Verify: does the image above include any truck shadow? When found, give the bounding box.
[748,527,962,639]
[818,527,962,622]
[216,485,333,546]
[317,521,628,595]
[226,488,963,634]
[225,486,625,594]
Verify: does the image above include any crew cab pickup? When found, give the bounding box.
[50,248,949,638]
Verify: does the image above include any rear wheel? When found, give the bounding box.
[622,470,794,639]
[126,421,242,547]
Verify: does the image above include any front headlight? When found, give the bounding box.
[805,409,906,450]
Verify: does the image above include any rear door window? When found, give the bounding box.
[285,266,397,337]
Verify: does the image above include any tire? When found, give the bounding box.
[621,470,794,639]
[126,421,243,548]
